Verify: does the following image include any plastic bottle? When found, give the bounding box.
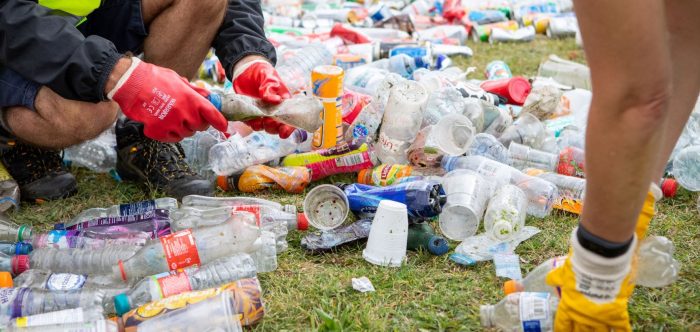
[32,229,151,250]
[282,141,364,166]
[311,65,344,150]
[7,319,118,332]
[13,269,123,291]
[0,242,32,255]
[367,54,430,79]
[525,168,585,215]
[673,145,700,191]
[537,54,591,90]
[0,215,32,243]
[179,128,226,176]
[376,81,429,164]
[503,256,567,296]
[0,163,19,213]
[300,219,372,252]
[132,291,242,332]
[0,288,105,325]
[62,128,116,173]
[0,253,29,276]
[339,180,445,221]
[498,113,547,149]
[180,195,302,230]
[508,142,558,171]
[217,165,310,194]
[407,223,449,256]
[306,144,378,181]
[114,216,260,283]
[113,253,257,316]
[208,132,299,176]
[484,185,528,241]
[469,133,511,165]
[6,307,105,330]
[64,197,178,229]
[357,164,413,186]
[480,292,558,331]
[251,230,278,273]
[29,245,139,275]
[275,43,334,93]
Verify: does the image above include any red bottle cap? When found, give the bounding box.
[480,76,531,105]
[296,213,309,231]
[11,255,29,275]
[661,178,678,198]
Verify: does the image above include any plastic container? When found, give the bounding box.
[217,165,310,194]
[0,253,29,276]
[358,164,413,187]
[114,217,260,283]
[180,195,304,231]
[134,291,242,332]
[63,128,116,173]
[469,133,511,165]
[363,200,408,267]
[64,198,178,229]
[311,65,345,150]
[208,132,299,176]
[407,222,449,256]
[303,185,349,230]
[673,145,700,191]
[484,185,528,241]
[480,77,531,105]
[480,292,558,331]
[276,43,334,93]
[537,54,591,90]
[282,141,364,167]
[407,114,475,167]
[503,256,567,296]
[526,169,585,215]
[557,146,586,178]
[180,128,226,176]
[636,235,680,288]
[521,85,563,120]
[0,215,31,243]
[251,231,278,273]
[508,142,558,171]
[376,81,429,164]
[340,180,445,222]
[6,307,105,330]
[6,320,118,332]
[489,26,536,44]
[438,170,490,241]
[0,242,32,255]
[29,245,138,275]
[498,113,547,148]
[0,163,19,213]
[301,219,372,252]
[0,288,105,325]
[113,253,257,316]
[12,269,122,291]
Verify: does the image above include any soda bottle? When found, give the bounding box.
[0,253,29,276]
[0,242,32,255]
[338,180,445,221]
[0,163,19,213]
[311,65,344,150]
[525,168,585,215]
[407,222,449,256]
[113,253,257,315]
[63,197,178,229]
[483,185,528,241]
[276,43,334,93]
[209,132,300,176]
[6,307,105,330]
[557,146,585,178]
[282,141,364,166]
[0,215,32,243]
[114,215,260,283]
[63,127,117,173]
[301,219,372,252]
[376,81,429,164]
[306,144,378,181]
[357,164,413,186]
[217,165,310,194]
[30,245,139,275]
[0,287,105,325]
[480,292,558,331]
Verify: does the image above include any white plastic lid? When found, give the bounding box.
[491,220,514,241]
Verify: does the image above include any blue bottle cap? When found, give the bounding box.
[427,235,449,256]
[114,293,132,316]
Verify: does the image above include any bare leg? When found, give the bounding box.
[574,0,672,243]
[140,0,227,78]
[5,87,119,149]
[651,0,700,180]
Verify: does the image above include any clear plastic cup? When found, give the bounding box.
[433,114,476,156]
[135,290,242,332]
[303,185,350,230]
[438,170,490,241]
[363,200,408,267]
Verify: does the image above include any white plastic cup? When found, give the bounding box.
[303,185,350,230]
[433,113,476,156]
[363,200,409,267]
[439,170,490,241]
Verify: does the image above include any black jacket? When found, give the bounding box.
[0,0,276,103]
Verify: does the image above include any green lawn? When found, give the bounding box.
[9,37,699,331]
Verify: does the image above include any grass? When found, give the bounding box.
[9,36,699,331]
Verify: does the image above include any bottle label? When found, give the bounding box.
[231,205,262,226]
[378,132,407,154]
[119,200,156,216]
[154,271,192,298]
[160,229,201,271]
[45,230,72,249]
[519,292,550,332]
[45,273,87,291]
[15,307,85,327]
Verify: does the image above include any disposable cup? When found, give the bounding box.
[303,185,350,230]
[438,170,489,240]
[363,200,409,267]
[136,291,242,332]
[433,114,476,156]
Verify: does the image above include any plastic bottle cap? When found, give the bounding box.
[0,272,13,288]
[114,293,131,316]
[357,169,372,185]
[427,235,449,256]
[11,255,29,275]
[503,280,524,295]
[491,220,513,241]
[296,213,309,231]
[216,176,230,191]
[661,178,678,198]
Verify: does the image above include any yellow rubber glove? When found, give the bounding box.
[635,184,660,240]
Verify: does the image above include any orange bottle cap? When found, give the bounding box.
[357,169,372,185]
[0,272,12,288]
[217,176,230,191]
[503,280,524,295]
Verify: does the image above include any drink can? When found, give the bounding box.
[311,65,344,150]
[485,60,513,80]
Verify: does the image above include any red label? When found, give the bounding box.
[159,230,201,271]
[156,272,192,298]
[231,205,262,226]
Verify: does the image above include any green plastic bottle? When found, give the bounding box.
[407,223,449,256]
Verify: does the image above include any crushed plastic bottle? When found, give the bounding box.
[63,127,117,173]
[113,253,257,315]
[498,113,547,149]
[301,219,372,252]
[480,292,558,331]
[339,180,445,221]
[209,132,300,176]
[0,287,105,326]
[251,230,278,273]
[64,198,178,229]
[469,133,511,165]
[133,291,242,332]
[29,245,139,275]
[217,165,311,194]
[0,163,19,213]
[484,185,528,241]
[525,168,585,215]
[180,128,226,176]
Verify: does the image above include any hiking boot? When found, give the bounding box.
[0,142,77,202]
[115,119,214,199]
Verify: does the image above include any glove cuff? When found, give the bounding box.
[232,59,271,81]
[107,57,142,100]
[649,182,662,203]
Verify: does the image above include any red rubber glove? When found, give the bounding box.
[108,58,227,142]
[233,59,296,139]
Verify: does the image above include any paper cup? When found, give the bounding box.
[363,200,409,267]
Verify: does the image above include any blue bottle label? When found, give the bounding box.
[119,200,156,216]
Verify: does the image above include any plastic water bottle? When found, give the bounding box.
[251,231,278,273]
[0,288,105,325]
[469,133,511,165]
[180,129,226,176]
[673,145,700,191]
[0,215,32,243]
[114,216,260,283]
[7,319,118,332]
[301,219,372,252]
[64,198,179,229]
[113,253,257,315]
[276,43,334,93]
[508,142,558,172]
[0,253,29,276]
[132,291,242,332]
[13,269,123,291]
[63,128,117,173]
[0,242,32,255]
[6,307,105,330]
[525,168,585,215]
[32,229,151,250]
[29,245,139,275]
[484,185,528,241]
[503,256,567,295]
[366,54,429,78]
[209,132,299,176]
[339,180,445,221]
[180,195,302,231]
[0,163,19,213]
[376,81,429,164]
[480,292,558,331]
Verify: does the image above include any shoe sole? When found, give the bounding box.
[21,174,78,202]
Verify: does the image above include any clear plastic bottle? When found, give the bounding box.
[0,215,32,243]
[480,292,558,331]
[366,54,429,79]
[537,54,591,90]
[180,128,226,176]
[276,43,334,93]
[484,185,528,241]
[672,145,700,191]
[114,216,260,283]
[508,142,558,171]
[180,195,302,231]
[32,229,151,250]
[63,127,117,173]
[208,132,299,176]
[29,245,139,275]
[503,256,567,296]
[498,113,548,149]
[0,288,105,326]
[376,80,429,164]
[469,133,511,165]
[113,253,257,316]
[7,319,118,332]
[13,269,123,291]
[0,163,19,213]
[7,307,105,330]
[0,253,29,276]
[0,242,32,255]
[64,198,179,229]
[133,291,242,332]
[252,231,278,273]
[526,169,585,215]
[636,235,680,288]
